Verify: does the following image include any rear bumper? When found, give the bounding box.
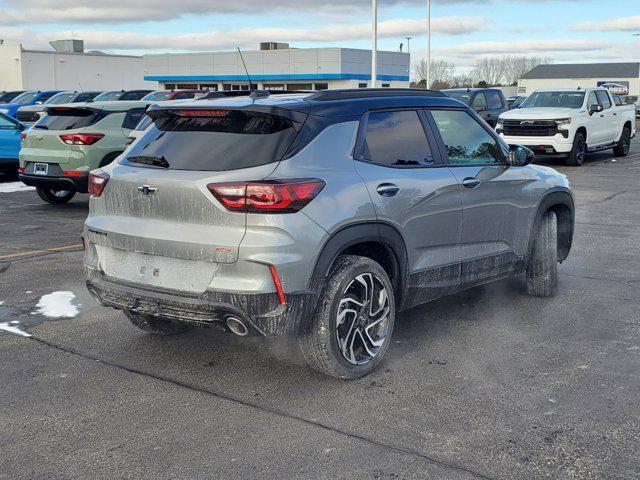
[19,172,89,193]
[86,270,319,338]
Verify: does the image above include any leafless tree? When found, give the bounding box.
[471,56,553,86]
[412,58,456,88]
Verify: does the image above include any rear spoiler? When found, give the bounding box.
[148,102,310,124]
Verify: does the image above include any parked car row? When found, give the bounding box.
[0,88,214,181]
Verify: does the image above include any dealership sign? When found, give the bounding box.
[597,81,630,95]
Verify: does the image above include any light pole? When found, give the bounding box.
[371,0,378,88]
[405,36,412,54]
[426,0,431,89]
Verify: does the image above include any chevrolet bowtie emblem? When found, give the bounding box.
[137,185,158,195]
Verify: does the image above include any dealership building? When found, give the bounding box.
[142,43,410,92]
[0,40,154,91]
[518,62,640,97]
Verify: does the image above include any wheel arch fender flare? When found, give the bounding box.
[310,222,409,305]
[529,190,574,262]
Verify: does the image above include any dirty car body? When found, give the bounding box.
[84,89,575,378]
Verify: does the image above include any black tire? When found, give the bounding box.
[299,255,396,379]
[124,310,192,336]
[565,132,587,166]
[613,126,631,157]
[36,186,76,204]
[526,211,558,297]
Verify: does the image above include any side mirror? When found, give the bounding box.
[508,145,534,166]
[589,104,604,115]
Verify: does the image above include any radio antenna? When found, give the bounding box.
[237,47,254,91]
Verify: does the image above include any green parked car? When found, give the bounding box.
[19,101,151,204]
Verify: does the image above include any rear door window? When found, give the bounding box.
[34,108,104,130]
[121,91,148,101]
[430,109,505,166]
[122,109,300,171]
[472,93,488,110]
[122,108,148,130]
[360,110,433,167]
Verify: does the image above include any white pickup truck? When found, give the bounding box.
[497,88,636,166]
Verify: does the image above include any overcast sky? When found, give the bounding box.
[0,0,638,72]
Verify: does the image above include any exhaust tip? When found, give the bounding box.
[87,286,106,306]
[226,316,249,337]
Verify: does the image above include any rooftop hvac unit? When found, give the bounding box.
[260,42,290,51]
[49,40,84,54]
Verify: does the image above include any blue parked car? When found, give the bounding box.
[0,90,61,119]
[0,112,25,178]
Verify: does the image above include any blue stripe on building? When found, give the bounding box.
[144,73,410,82]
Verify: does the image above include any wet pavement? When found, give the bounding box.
[1,141,639,479]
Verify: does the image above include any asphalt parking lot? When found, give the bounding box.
[1,142,639,480]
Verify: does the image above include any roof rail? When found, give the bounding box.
[307,88,446,102]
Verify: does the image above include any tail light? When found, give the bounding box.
[20,132,27,140]
[88,169,110,197]
[207,179,325,214]
[126,136,135,145]
[18,167,25,173]
[60,133,104,145]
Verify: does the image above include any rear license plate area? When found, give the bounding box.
[34,163,49,176]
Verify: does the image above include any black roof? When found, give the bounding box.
[522,63,640,80]
[443,88,502,93]
[158,89,464,120]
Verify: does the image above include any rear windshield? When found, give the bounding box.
[34,108,104,130]
[142,92,172,101]
[93,91,122,102]
[444,91,473,105]
[45,92,76,105]
[122,107,148,130]
[13,92,39,104]
[122,109,299,171]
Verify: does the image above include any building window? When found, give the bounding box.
[176,83,198,89]
[518,87,526,94]
[381,83,391,88]
[264,84,285,91]
[199,84,218,91]
[287,83,313,91]
[314,83,328,90]
[359,83,368,88]
[165,84,176,90]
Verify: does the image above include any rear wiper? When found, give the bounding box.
[128,155,169,168]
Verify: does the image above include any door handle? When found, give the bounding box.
[462,177,481,189]
[376,183,400,197]
[613,112,618,116]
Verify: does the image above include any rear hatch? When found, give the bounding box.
[86,101,309,293]
[21,106,104,165]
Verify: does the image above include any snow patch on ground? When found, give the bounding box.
[0,301,4,305]
[0,182,35,194]
[34,291,79,319]
[0,322,31,337]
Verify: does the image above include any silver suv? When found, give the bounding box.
[84,89,574,379]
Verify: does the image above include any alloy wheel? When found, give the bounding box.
[336,273,390,365]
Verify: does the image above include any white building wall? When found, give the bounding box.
[0,45,24,90]
[518,77,640,96]
[20,51,154,90]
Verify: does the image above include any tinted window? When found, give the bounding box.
[445,91,473,105]
[173,92,195,99]
[122,110,299,171]
[485,91,503,109]
[0,92,23,103]
[34,108,103,130]
[75,92,99,102]
[121,91,148,101]
[122,108,148,130]
[595,90,611,109]
[431,109,504,166]
[362,110,432,167]
[37,92,59,103]
[472,93,487,110]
